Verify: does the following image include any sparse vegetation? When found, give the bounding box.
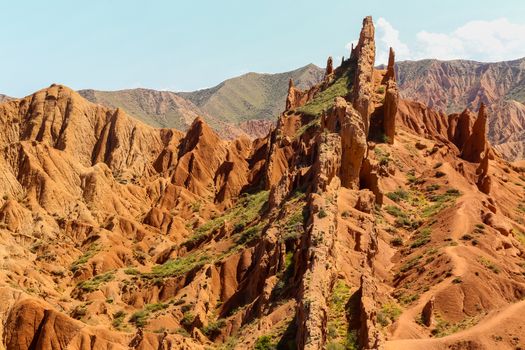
[478,256,500,274]
[129,310,149,327]
[410,228,431,248]
[112,310,127,329]
[78,272,114,292]
[390,237,404,247]
[181,311,195,327]
[184,190,269,245]
[296,73,351,117]
[431,314,484,337]
[377,302,402,327]
[70,244,101,273]
[386,188,409,203]
[201,319,226,338]
[254,335,275,350]
[327,280,358,350]
[145,253,210,279]
[400,255,422,273]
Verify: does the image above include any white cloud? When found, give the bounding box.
[416,18,525,62]
[375,17,411,64]
[345,17,525,64]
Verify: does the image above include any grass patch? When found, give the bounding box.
[400,255,422,273]
[386,188,409,203]
[478,256,500,274]
[201,319,226,338]
[410,228,431,248]
[78,272,114,292]
[70,244,100,273]
[181,311,195,327]
[124,267,140,275]
[145,253,210,279]
[377,302,402,327]
[254,335,275,350]
[112,310,127,329]
[390,237,404,247]
[296,72,352,117]
[295,118,321,138]
[235,224,262,245]
[184,191,269,245]
[431,314,484,337]
[129,310,149,327]
[281,208,305,241]
[327,280,358,349]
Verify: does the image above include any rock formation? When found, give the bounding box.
[462,103,488,162]
[324,56,334,81]
[352,16,376,135]
[382,48,399,144]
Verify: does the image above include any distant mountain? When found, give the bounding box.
[79,64,324,139]
[179,63,324,124]
[0,94,12,103]
[78,88,216,130]
[395,58,525,160]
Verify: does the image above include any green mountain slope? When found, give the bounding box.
[179,64,324,124]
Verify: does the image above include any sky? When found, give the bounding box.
[2,0,525,97]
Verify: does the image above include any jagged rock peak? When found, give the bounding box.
[178,116,220,155]
[325,56,334,77]
[353,16,375,57]
[352,15,376,135]
[461,103,488,162]
[383,47,396,83]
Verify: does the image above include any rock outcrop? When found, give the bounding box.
[462,103,489,162]
[352,16,376,135]
[382,48,399,144]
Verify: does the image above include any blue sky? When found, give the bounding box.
[2,0,525,97]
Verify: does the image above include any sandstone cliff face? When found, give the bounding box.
[1,15,525,350]
[395,57,525,160]
[461,104,489,163]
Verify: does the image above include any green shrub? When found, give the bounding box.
[478,257,500,274]
[385,205,406,218]
[377,302,402,326]
[426,184,440,192]
[145,253,210,278]
[129,310,149,327]
[318,208,328,218]
[410,228,431,248]
[390,237,403,247]
[70,244,101,272]
[112,310,126,329]
[254,335,275,350]
[124,268,139,275]
[181,312,195,327]
[400,255,422,273]
[201,319,226,337]
[386,189,409,203]
[145,302,169,313]
[78,272,114,292]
